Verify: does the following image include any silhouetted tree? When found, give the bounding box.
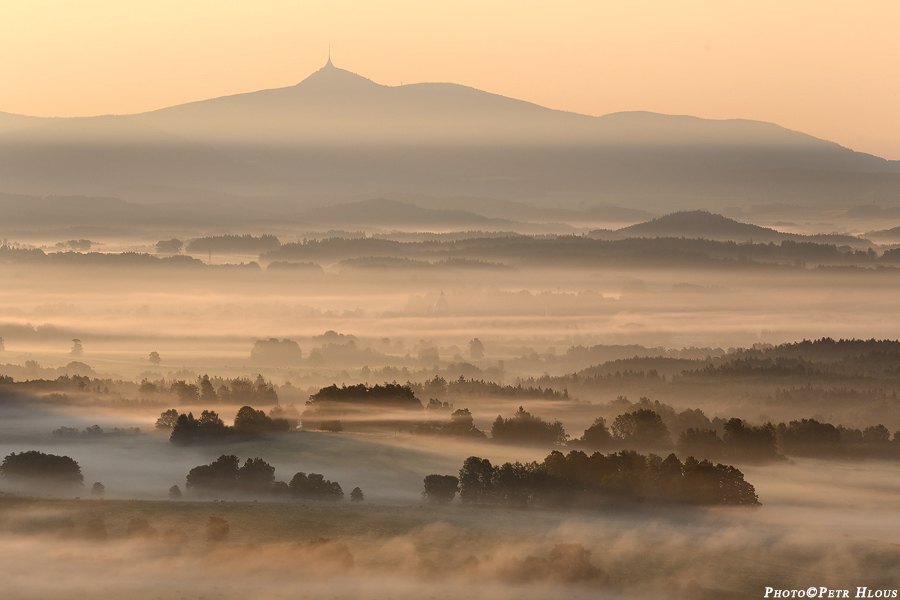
[83,424,103,436]
[155,409,179,429]
[169,411,232,444]
[168,484,182,499]
[186,454,240,494]
[423,474,459,503]
[580,417,613,450]
[681,457,759,505]
[493,461,538,507]
[254,374,279,403]
[722,418,782,462]
[52,426,80,438]
[863,424,891,445]
[289,472,344,500]
[155,239,183,255]
[676,428,725,461]
[469,338,485,359]
[449,408,474,433]
[198,375,217,402]
[490,406,567,446]
[90,482,105,496]
[237,457,275,494]
[170,380,199,403]
[426,398,452,414]
[70,339,83,357]
[233,405,289,434]
[249,338,304,366]
[775,419,841,457]
[350,487,365,502]
[458,456,496,504]
[148,351,161,366]
[198,409,224,428]
[611,409,671,449]
[674,408,712,433]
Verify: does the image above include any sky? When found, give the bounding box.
[2,1,899,159]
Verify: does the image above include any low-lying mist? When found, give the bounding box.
[2,458,898,600]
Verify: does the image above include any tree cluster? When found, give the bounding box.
[308,382,422,407]
[249,338,304,366]
[490,406,567,446]
[0,450,83,488]
[422,474,460,503]
[676,418,786,463]
[53,424,141,437]
[455,450,759,508]
[185,454,347,500]
[413,407,487,439]
[301,383,424,430]
[164,405,290,445]
[288,472,344,500]
[141,374,278,405]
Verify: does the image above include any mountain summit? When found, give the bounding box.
[132,57,589,144]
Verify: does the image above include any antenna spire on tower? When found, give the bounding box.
[326,45,333,68]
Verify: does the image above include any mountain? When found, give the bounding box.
[1,60,899,211]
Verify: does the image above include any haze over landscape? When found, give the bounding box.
[2,4,899,600]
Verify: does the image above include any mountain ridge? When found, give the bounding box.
[1,60,899,207]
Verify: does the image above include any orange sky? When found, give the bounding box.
[2,1,898,159]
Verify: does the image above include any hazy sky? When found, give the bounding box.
[3,1,899,159]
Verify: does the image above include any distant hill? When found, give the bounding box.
[597,211,870,246]
[0,111,41,135]
[865,224,900,243]
[1,60,899,209]
[617,211,779,240]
